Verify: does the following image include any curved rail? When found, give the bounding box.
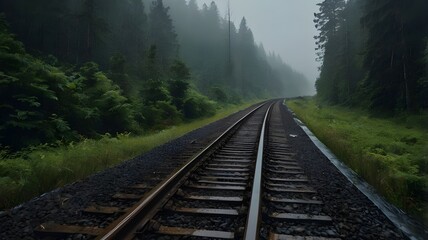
[244,103,273,239]
[97,101,271,240]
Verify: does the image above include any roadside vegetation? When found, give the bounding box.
[0,0,309,209]
[0,101,259,209]
[287,97,428,223]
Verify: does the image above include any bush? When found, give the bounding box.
[140,101,182,129]
[183,91,216,119]
[210,86,228,103]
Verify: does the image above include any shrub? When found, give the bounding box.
[140,101,182,129]
[183,91,216,119]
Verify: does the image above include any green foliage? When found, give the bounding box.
[287,98,428,222]
[168,60,190,108]
[314,0,428,112]
[183,90,216,119]
[141,79,170,104]
[0,102,256,209]
[0,19,136,149]
[210,87,228,103]
[168,78,189,108]
[148,0,178,69]
[170,59,190,80]
[140,101,181,129]
[109,53,132,96]
[77,62,136,134]
[0,23,78,148]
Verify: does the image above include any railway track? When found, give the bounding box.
[33,100,408,240]
[260,103,338,239]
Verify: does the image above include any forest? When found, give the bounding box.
[305,0,428,222]
[0,0,311,151]
[314,0,428,113]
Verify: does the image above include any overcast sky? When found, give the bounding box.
[195,0,321,93]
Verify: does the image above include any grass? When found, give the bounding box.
[0,101,261,210]
[286,97,428,224]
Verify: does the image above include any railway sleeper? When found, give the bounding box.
[178,193,244,203]
[185,183,246,191]
[210,159,252,163]
[34,222,103,237]
[265,182,311,188]
[207,163,251,168]
[165,206,240,216]
[268,232,341,240]
[265,186,316,194]
[265,177,308,182]
[265,196,323,205]
[199,171,250,177]
[269,212,333,223]
[205,167,251,172]
[215,154,255,160]
[197,180,248,186]
[266,169,304,174]
[146,221,235,239]
[83,205,125,215]
[197,176,249,181]
[217,149,255,154]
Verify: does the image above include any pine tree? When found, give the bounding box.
[362,0,428,112]
[314,0,346,103]
[169,60,190,109]
[78,0,108,63]
[148,0,178,70]
[333,0,365,104]
[120,0,147,65]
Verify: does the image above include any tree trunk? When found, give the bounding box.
[403,61,410,110]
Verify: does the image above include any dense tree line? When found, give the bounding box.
[164,0,311,99]
[0,0,310,150]
[314,0,428,113]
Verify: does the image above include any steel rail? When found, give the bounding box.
[244,102,273,240]
[96,101,270,240]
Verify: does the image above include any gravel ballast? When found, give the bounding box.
[0,103,263,240]
[1,100,425,240]
[273,102,424,240]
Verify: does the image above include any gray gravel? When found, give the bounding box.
[0,103,263,240]
[261,102,409,239]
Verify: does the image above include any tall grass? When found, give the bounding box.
[0,101,259,209]
[287,98,428,224]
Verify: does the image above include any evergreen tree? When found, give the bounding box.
[119,0,147,66]
[108,53,132,96]
[78,0,108,63]
[169,60,190,109]
[314,0,346,103]
[78,62,135,134]
[362,0,428,112]
[148,0,178,70]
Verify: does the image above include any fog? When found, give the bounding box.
[196,0,321,94]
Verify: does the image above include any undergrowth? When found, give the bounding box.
[0,101,260,210]
[286,97,428,225]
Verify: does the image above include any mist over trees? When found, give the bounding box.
[0,0,310,150]
[164,0,311,99]
[314,0,428,113]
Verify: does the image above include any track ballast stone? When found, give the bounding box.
[0,103,262,240]
[274,103,406,239]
